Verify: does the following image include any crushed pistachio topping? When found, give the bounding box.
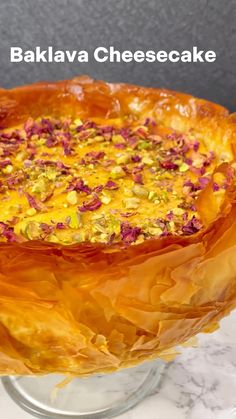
[0,116,222,245]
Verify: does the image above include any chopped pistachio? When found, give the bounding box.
[116,154,131,164]
[31,177,48,193]
[132,184,148,198]
[135,235,145,244]
[123,197,140,209]
[107,215,120,235]
[2,165,13,174]
[161,191,169,203]
[93,135,104,143]
[213,172,226,185]
[148,191,157,201]
[100,233,109,242]
[91,213,104,220]
[68,211,81,228]
[142,156,154,166]
[93,223,107,233]
[161,172,173,180]
[147,226,162,236]
[193,157,204,168]
[179,162,189,172]
[123,187,133,197]
[66,190,78,205]
[26,207,37,216]
[16,151,27,161]
[111,166,126,179]
[9,204,22,213]
[72,232,85,242]
[24,221,41,239]
[183,186,191,195]
[46,170,57,181]
[112,134,126,144]
[138,141,150,150]
[48,234,59,243]
[174,158,183,165]
[74,118,83,126]
[168,221,175,231]
[173,207,184,216]
[101,195,111,204]
[37,138,46,145]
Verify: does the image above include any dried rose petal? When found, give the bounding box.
[93,185,103,193]
[212,182,220,191]
[67,179,91,195]
[133,173,143,184]
[121,222,141,243]
[7,172,25,189]
[108,232,116,244]
[166,211,174,221]
[132,164,144,174]
[135,127,148,139]
[76,120,96,132]
[40,118,54,134]
[120,212,137,218]
[160,160,178,170]
[99,126,113,134]
[86,151,105,160]
[183,180,194,188]
[193,140,200,151]
[46,136,58,148]
[0,222,18,242]
[79,197,102,212]
[127,136,139,148]
[182,216,202,235]
[24,118,36,137]
[144,118,156,127]
[61,132,72,156]
[118,128,130,140]
[132,155,141,163]
[56,222,67,229]
[0,160,12,168]
[57,161,70,170]
[40,223,54,235]
[105,180,119,190]
[190,166,206,176]
[114,143,126,149]
[77,130,93,141]
[101,159,114,168]
[25,193,43,211]
[185,158,193,165]
[198,177,210,189]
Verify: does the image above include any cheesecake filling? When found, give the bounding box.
[0,116,225,245]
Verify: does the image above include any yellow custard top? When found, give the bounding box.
[0,116,225,245]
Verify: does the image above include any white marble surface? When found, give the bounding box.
[1,310,236,419]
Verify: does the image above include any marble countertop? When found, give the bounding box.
[1,311,236,419]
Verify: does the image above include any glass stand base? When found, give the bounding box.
[2,360,166,419]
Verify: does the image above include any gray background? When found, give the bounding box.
[0,0,235,110]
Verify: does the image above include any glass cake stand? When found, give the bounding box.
[2,360,166,419]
